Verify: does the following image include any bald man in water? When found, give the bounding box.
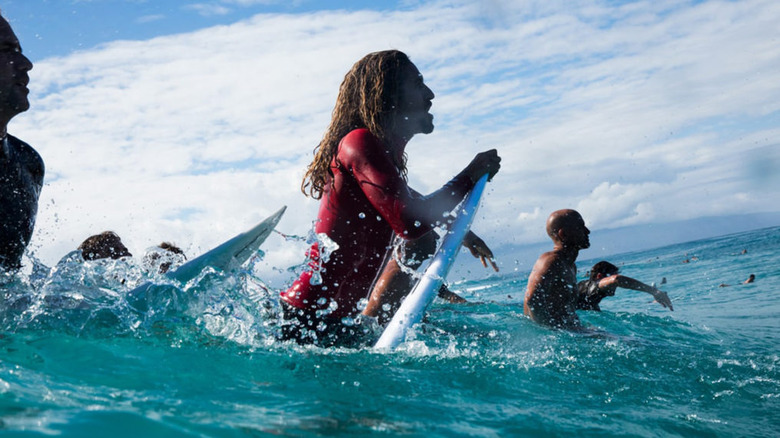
[0,14,42,271]
[524,209,590,329]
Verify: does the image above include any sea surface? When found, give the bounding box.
[0,226,778,437]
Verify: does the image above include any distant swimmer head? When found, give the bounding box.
[143,241,187,274]
[744,274,755,284]
[78,231,132,261]
[589,261,619,281]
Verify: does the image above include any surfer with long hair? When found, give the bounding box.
[281,50,500,346]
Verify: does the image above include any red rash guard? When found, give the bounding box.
[282,128,474,319]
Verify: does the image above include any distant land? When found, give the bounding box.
[450,211,780,280]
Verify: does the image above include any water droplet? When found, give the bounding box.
[358,212,366,219]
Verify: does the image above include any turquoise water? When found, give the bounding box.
[1,226,778,437]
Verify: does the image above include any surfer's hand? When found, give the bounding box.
[652,289,674,311]
[463,232,499,272]
[464,149,501,182]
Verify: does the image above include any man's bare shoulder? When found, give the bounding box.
[532,250,566,273]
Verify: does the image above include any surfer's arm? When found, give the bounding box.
[462,231,498,271]
[600,275,674,311]
[342,131,472,238]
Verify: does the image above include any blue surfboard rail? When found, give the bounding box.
[374,175,489,349]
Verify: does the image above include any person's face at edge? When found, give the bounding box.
[0,17,33,124]
[394,62,435,139]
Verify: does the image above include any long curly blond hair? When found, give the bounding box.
[301,50,411,199]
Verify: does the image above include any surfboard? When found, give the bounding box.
[166,206,286,282]
[127,206,286,305]
[374,174,489,349]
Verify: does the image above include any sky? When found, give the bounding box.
[2,0,779,285]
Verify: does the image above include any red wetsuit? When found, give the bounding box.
[282,128,474,320]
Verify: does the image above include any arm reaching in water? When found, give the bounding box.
[598,275,674,311]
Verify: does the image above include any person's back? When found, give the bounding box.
[524,249,581,328]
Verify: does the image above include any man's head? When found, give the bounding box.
[333,49,434,140]
[589,260,619,281]
[546,209,590,249]
[0,15,33,132]
[78,231,132,261]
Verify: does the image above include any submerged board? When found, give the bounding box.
[374,175,489,349]
[127,206,286,304]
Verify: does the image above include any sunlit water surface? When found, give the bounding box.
[1,226,778,437]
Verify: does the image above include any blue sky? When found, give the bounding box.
[2,0,778,284]
[5,0,411,59]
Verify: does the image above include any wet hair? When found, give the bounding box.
[78,231,131,261]
[158,241,185,257]
[145,241,187,274]
[301,50,411,199]
[589,261,619,281]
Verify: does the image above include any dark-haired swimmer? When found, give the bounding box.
[0,14,41,271]
[576,260,673,311]
[142,242,186,274]
[719,274,755,288]
[281,50,500,346]
[78,231,132,261]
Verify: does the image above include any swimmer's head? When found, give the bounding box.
[546,209,590,249]
[589,261,619,281]
[78,231,132,261]
[143,242,187,274]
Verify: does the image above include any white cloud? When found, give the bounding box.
[10,0,780,287]
[136,14,165,24]
[185,4,233,17]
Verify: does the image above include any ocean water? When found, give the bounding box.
[0,226,778,437]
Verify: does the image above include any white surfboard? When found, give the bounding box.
[127,206,286,304]
[166,206,286,282]
[374,175,488,349]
